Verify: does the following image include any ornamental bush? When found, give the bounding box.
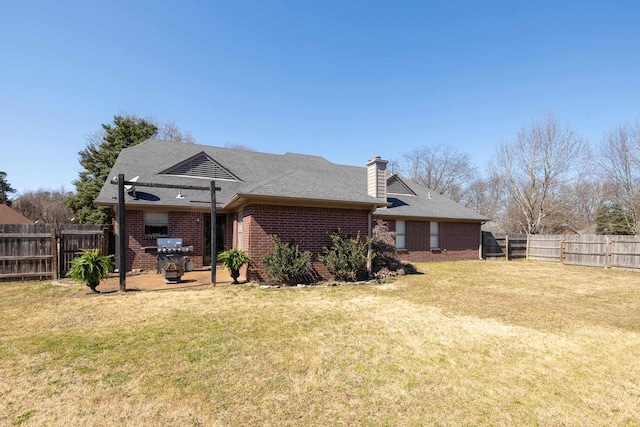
[371,220,418,279]
[318,230,373,282]
[262,235,312,285]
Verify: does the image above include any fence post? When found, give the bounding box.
[605,237,610,269]
[51,228,59,279]
[559,237,565,264]
[101,226,109,255]
[526,234,530,260]
[505,235,510,261]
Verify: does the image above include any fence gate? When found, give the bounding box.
[59,226,109,277]
[482,232,527,260]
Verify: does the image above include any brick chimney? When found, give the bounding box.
[366,156,388,200]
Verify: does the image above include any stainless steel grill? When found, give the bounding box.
[143,238,194,274]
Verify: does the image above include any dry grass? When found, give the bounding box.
[1,260,640,426]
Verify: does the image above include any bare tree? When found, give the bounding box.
[14,188,75,225]
[393,144,477,203]
[564,179,612,232]
[224,142,256,151]
[157,120,196,144]
[462,172,504,219]
[494,115,589,234]
[597,121,640,234]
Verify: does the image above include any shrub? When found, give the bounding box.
[371,220,400,271]
[371,220,418,279]
[262,235,313,285]
[318,230,373,282]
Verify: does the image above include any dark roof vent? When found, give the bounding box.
[387,175,416,196]
[162,152,241,181]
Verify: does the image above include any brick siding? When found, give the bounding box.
[124,210,205,272]
[389,219,481,262]
[122,207,481,280]
[243,204,370,281]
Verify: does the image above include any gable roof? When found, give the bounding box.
[387,174,416,196]
[0,204,34,224]
[161,151,241,181]
[95,139,487,222]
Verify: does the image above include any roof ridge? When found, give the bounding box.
[242,169,301,194]
[242,168,379,202]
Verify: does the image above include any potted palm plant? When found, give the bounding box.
[66,249,114,294]
[217,248,250,284]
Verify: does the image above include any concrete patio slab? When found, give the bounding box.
[73,267,245,296]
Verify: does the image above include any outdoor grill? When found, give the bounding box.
[144,238,194,273]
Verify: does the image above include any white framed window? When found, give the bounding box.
[237,210,243,250]
[145,212,169,237]
[430,221,439,249]
[395,220,406,249]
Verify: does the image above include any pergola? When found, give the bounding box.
[113,174,221,292]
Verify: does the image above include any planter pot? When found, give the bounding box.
[86,282,100,294]
[230,269,240,284]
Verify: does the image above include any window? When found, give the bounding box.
[237,210,243,250]
[430,221,439,249]
[145,212,169,237]
[395,220,406,249]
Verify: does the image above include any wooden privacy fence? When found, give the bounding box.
[527,234,640,270]
[482,232,528,260]
[483,231,640,271]
[0,224,111,281]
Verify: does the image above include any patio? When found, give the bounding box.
[73,266,239,296]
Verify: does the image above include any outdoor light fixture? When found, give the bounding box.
[176,189,184,199]
[125,176,139,199]
[124,176,139,193]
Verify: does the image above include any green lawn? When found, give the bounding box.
[1,261,639,426]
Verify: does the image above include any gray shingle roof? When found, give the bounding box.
[374,175,487,221]
[96,139,487,222]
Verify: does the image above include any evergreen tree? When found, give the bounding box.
[0,171,17,206]
[596,203,635,235]
[66,115,158,224]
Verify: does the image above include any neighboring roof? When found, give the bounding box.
[0,204,34,224]
[481,220,507,234]
[96,139,487,222]
[578,224,597,235]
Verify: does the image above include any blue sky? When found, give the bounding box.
[2,0,639,194]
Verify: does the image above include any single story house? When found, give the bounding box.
[96,139,487,281]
